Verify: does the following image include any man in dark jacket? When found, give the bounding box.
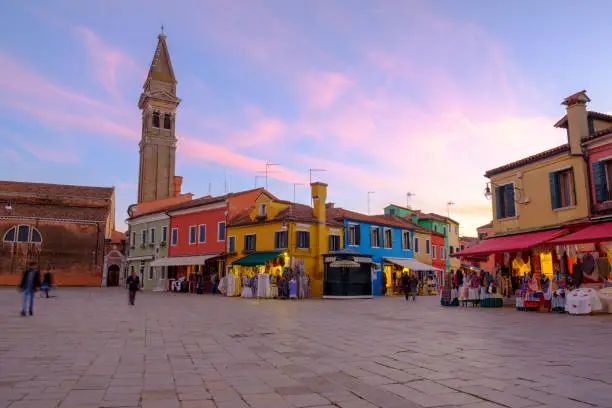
[19,262,41,316]
[126,270,140,305]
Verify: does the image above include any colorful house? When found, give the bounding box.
[226,183,342,298]
[585,126,612,218]
[328,207,426,296]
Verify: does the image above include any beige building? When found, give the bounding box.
[137,32,181,204]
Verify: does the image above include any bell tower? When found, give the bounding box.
[137,31,181,203]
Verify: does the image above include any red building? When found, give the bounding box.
[431,232,446,274]
[585,128,612,217]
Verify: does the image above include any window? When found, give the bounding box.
[218,222,226,241]
[443,227,447,236]
[478,232,487,241]
[150,228,155,244]
[450,246,454,254]
[441,247,447,260]
[433,225,438,232]
[258,203,267,217]
[139,262,145,281]
[549,168,576,209]
[592,160,612,203]
[148,265,153,280]
[3,225,42,244]
[131,232,136,247]
[383,228,393,249]
[171,228,178,246]
[495,183,516,219]
[274,231,288,249]
[163,113,171,129]
[370,226,381,248]
[160,266,166,280]
[297,231,310,249]
[161,226,167,243]
[141,230,147,245]
[402,230,411,250]
[152,111,160,128]
[329,235,340,251]
[348,224,360,246]
[461,244,465,251]
[414,237,420,253]
[227,236,236,253]
[189,226,197,244]
[244,234,256,252]
[432,245,437,259]
[425,239,430,254]
[198,224,206,243]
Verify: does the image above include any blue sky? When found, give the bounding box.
[2,0,612,235]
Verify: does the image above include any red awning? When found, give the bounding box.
[453,228,568,258]
[548,221,612,245]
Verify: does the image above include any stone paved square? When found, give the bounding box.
[1,288,612,408]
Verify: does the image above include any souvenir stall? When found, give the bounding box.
[440,270,459,307]
[323,250,373,298]
[383,257,442,296]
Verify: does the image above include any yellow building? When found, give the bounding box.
[412,230,432,266]
[226,183,343,298]
[485,91,610,235]
[447,219,461,269]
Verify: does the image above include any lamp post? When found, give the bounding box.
[368,191,375,215]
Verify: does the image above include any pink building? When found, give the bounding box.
[585,128,612,218]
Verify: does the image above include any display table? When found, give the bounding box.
[597,287,612,314]
[565,288,602,315]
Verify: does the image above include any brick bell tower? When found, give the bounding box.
[137,31,181,203]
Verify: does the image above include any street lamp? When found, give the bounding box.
[484,182,523,202]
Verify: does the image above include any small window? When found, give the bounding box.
[550,168,576,209]
[31,228,41,243]
[198,225,206,243]
[228,236,236,253]
[432,245,437,259]
[348,224,360,246]
[425,239,430,254]
[275,231,288,249]
[160,266,166,280]
[443,227,447,236]
[383,228,393,249]
[450,246,454,254]
[131,232,136,247]
[297,231,310,249]
[163,113,171,129]
[148,266,153,280]
[3,227,16,242]
[258,203,267,217]
[495,183,517,219]
[161,226,167,243]
[244,234,256,252]
[152,111,160,128]
[139,263,145,280]
[433,225,438,232]
[329,235,340,251]
[370,227,381,248]
[461,244,465,251]
[414,237,420,253]
[189,226,197,244]
[150,228,155,244]
[402,231,411,250]
[592,160,612,203]
[17,225,29,242]
[171,228,178,246]
[141,230,147,245]
[218,222,226,241]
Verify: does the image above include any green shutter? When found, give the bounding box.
[505,185,516,217]
[549,172,559,209]
[593,161,609,203]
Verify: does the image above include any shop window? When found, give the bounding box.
[274,231,288,249]
[161,226,168,243]
[244,234,256,252]
[370,227,381,248]
[402,230,411,250]
[227,236,236,253]
[198,224,206,243]
[348,224,360,246]
[218,222,226,241]
[152,111,160,128]
[4,225,43,244]
[383,228,393,249]
[593,160,612,203]
[414,237,420,253]
[425,239,430,254]
[189,226,197,244]
[329,235,340,251]
[141,230,147,245]
[495,183,516,219]
[297,231,310,249]
[150,228,155,244]
[432,245,437,259]
[550,168,576,209]
[171,228,178,246]
[160,266,166,280]
[163,113,171,129]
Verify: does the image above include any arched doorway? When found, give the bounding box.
[107,264,120,287]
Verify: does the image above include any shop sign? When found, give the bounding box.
[324,256,336,263]
[353,257,371,263]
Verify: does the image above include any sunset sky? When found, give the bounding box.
[2,1,612,235]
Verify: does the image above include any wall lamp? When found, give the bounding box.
[484,182,525,203]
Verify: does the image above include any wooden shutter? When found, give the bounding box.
[593,161,609,203]
[549,172,559,209]
[505,185,516,217]
[495,186,503,219]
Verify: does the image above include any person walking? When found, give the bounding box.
[409,273,419,302]
[126,270,140,306]
[19,262,41,316]
[41,267,53,298]
[400,272,410,301]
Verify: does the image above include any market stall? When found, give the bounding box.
[383,257,442,296]
[324,250,373,298]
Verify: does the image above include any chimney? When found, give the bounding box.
[311,182,327,223]
[325,202,335,209]
[173,176,183,197]
[562,90,590,155]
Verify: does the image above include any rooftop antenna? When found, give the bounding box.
[264,161,279,189]
[406,192,415,209]
[368,191,375,215]
[447,201,455,218]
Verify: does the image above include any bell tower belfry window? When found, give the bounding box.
[136,31,182,204]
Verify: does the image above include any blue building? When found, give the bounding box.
[328,208,419,296]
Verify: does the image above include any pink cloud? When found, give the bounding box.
[300,71,353,109]
[0,148,23,163]
[18,141,81,165]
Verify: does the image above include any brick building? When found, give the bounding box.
[0,181,116,286]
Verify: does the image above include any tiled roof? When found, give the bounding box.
[129,194,194,218]
[414,211,459,226]
[328,208,413,229]
[583,125,612,143]
[477,221,493,230]
[484,144,570,178]
[165,188,275,213]
[111,230,127,243]
[0,181,113,200]
[228,203,343,227]
[554,110,612,128]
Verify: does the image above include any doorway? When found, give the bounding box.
[107,264,120,287]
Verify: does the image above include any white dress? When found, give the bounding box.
[241,275,252,298]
